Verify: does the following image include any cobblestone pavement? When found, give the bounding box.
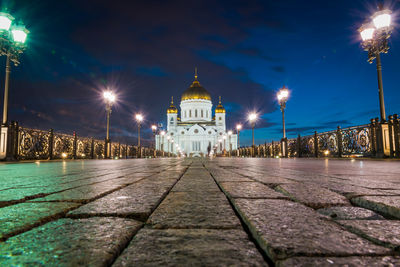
[1,158,400,266]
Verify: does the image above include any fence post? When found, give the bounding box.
[72,131,77,159]
[393,114,400,158]
[90,138,94,159]
[314,131,319,158]
[7,121,19,160]
[388,115,394,158]
[375,117,384,157]
[48,129,54,160]
[337,126,343,158]
[370,118,376,156]
[296,134,301,158]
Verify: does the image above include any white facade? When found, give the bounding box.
[155,77,237,157]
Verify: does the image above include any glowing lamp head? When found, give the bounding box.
[151,125,157,131]
[248,113,257,122]
[167,136,170,140]
[0,12,14,31]
[11,24,29,44]
[228,130,233,135]
[135,114,143,122]
[103,91,116,103]
[61,153,67,158]
[160,130,166,136]
[236,124,242,130]
[359,23,375,41]
[277,87,289,102]
[372,9,391,29]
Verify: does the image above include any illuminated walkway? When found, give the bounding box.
[0,158,400,266]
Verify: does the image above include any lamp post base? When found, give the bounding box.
[0,125,8,160]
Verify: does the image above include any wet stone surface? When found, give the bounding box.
[232,198,390,260]
[219,181,287,199]
[113,229,268,267]
[0,217,142,266]
[317,206,384,220]
[1,158,399,266]
[68,178,178,220]
[276,183,350,209]
[276,256,400,267]
[147,191,241,229]
[352,196,400,219]
[0,202,80,240]
[337,220,400,248]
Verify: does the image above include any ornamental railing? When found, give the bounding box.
[235,114,400,159]
[3,124,167,161]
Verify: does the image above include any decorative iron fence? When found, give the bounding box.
[234,114,400,159]
[2,123,167,161]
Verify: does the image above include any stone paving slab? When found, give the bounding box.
[276,183,350,209]
[232,198,390,261]
[68,178,178,220]
[352,196,400,219]
[0,202,80,240]
[171,175,220,192]
[320,182,396,198]
[0,217,142,266]
[29,183,124,203]
[219,181,287,199]
[276,256,400,267]
[206,168,254,182]
[113,229,268,267]
[147,191,241,229]
[317,206,384,220]
[337,220,400,249]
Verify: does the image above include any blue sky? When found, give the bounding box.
[1,0,400,146]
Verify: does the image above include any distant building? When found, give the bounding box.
[155,71,237,157]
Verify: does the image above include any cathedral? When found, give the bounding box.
[155,71,237,157]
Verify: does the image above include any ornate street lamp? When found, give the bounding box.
[277,86,289,139]
[135,114,143,158]
[277,86,289,157]
[236,124,242,148]
[0,10,29,160]
[248,113,257,157]
[359,5,392,122]
[103,91,115,158]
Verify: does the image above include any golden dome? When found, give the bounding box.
[181,68,211,101]
[167,96,178,114]
[215,96,225,113]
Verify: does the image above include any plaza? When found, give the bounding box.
[1,158,400,266]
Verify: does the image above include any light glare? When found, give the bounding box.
[11,27,28,43]
[0,14,12,30]
[135,114,143,122]
[373,12,391,29]
[360,27,375,41]
[236,124,242,130]
[248,113,257,122]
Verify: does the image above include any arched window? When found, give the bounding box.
[206,110,208,118]
[219,117,222,121]
[189,110,192,117]
[201,110,204,117]
[184,110,186,118]
[195,109,198,117]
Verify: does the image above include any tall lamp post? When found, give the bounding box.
[236,124,242,148]
[277,86,289,157]
[0,11,29,160]
[135,114,143,158]
[151,125,157,158]
[359,6,392,122]
[103,91,116,159]
[248,113,257,157]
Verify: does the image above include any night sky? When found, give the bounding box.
[1,0,400,146]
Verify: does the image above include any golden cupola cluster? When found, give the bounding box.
[181,68,211,101]
[215,96,226,113]
[167,96,178,114]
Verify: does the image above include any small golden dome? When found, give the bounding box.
[215,96,225,113]
[167,96,178,114]
[181,68,211,101]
